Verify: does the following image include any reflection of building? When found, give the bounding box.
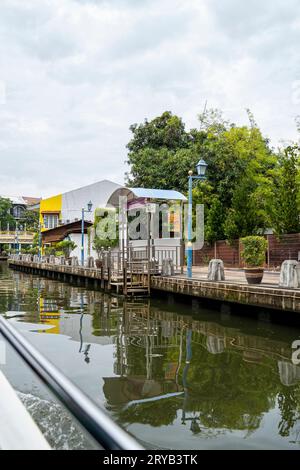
[278,361,300,386]
[206,336,225,355]
[100,302,300,437]
[103,377,176,406]
[39,298,60,335]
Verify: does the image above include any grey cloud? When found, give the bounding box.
[209,0,300,39]
[0,0,299,197]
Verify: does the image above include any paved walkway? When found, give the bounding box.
[178,266,280,286]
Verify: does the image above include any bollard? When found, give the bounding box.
[279,260,299,288]
[207,259,225,281]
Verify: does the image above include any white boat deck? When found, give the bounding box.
[0,370,50,450]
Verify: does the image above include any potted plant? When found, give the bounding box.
[240,236,268,284]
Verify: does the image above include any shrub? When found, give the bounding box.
[240,236,268,268]
[56,240,77,258]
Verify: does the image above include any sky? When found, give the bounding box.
[0,0,299,198]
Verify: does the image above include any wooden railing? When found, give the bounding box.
[9,245,184,296]
[0,231,35,244]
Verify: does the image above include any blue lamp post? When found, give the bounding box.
[15,222,20,255]
[81,201,93,266]
[187,159,208,278]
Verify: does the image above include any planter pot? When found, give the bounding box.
[244,267,264,285]
[95,259,102,269]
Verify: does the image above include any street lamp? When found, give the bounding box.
[15,222,20,255]
[81,201,93,266]
[187,159,208,278]
[196,159,208,178]
[38,222,44,260]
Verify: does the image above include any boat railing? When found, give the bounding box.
[0,315,142,450]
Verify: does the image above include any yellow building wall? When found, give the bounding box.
[39,194,62,231]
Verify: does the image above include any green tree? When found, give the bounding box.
[126,108,277,241]
[20,209,39,231]
[205,197,225,243]
[126,111,196,191]
[0,197,14,230]
[271,145,300,234]
[92,208,119,256]
[195,110,276,240]
[56,240,77,258]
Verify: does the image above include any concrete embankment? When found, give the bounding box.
[8,260,300,313]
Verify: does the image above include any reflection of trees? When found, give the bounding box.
[3,262,300,443]
[116,398,179,427]
[177,334,279,432]
[101,304,300,437]
[278,386,300,437]
[106,325,283,432]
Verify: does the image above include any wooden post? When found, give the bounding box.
[180,239,184,275]
[100,265,104,289]
[123,259,127,296]
[107,248,111,291]
[147,259,151,295]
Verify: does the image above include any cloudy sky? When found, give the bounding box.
[0,0,299,198]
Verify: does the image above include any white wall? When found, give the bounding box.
[68,233,97,261]
[61,180,122,224]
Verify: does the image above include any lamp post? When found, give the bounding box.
[38,222,44,260]
[15,222,20,255]
[187,159,208,279]
[81,201,93,266]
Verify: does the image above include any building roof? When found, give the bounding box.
[42,220,93,244]
[1,195,26,205]
[128,188,187,201]
[0,195,41,206]
[22,197,41,206]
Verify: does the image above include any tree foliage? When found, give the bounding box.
[20,209,39,231]
[271,145,300,235]
[126,108,286,242]
[126,111,197,191]
[0,197,14,230]
[240,236,268,267]
[92,208,119,256]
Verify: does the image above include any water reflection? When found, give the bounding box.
[1,261,300,449]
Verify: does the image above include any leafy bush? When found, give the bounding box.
[240,236,268,267]
[93,208,119,256]
[55,240,77,257]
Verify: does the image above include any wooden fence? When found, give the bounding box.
[194,233,300,269]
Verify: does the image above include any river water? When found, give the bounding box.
[1,261,300,450]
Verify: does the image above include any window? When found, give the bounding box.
[13,205,25,219]
[43,214,59,229]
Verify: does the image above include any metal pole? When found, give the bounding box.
[187,175,193,278]
[81,207,85,266]
[0,316,142,450]
[38,222,42,260]
[16,222,20,255]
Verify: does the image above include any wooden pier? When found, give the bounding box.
[8,258,151,296]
